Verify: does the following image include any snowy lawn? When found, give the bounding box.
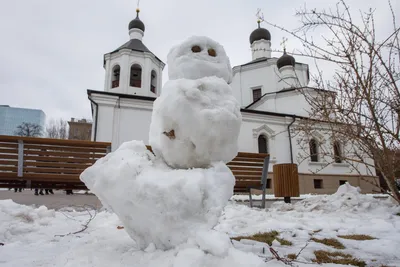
[1,188,400,267]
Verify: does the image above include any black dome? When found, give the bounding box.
[249,27,271,44]
[277,51,295,69]
[129,10,145,32]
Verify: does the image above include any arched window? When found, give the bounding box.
[130,64,142,88]
[309,138,319,162]
[258,135,268,153]
[150,70,157,94]
[333,141,342,163]
[111,65,120,88]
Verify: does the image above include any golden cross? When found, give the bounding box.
[280,37,288,51]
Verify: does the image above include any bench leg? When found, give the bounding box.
[248,188,253,208]
[261,187,266,209]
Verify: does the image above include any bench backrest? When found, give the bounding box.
[0,137,269,192]
[0,135,110,188]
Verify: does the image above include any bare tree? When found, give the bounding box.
[259,0,400,203]
[14,122,43,137]
[46,119,68,139]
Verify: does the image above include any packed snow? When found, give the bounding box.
[1,184,400,266]
[80,140,235,250]
[149,77,241,169]
[167,36,233,83]
[150,35,241,169]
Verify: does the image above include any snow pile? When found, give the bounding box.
[167,36,233,83]
[2,198,400,266]
[80,140,235,250]
[149,77,241,168]
[271,183,393,213]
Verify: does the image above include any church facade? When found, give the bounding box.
[87,10,380,194]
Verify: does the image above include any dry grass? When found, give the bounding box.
[311,237,345,249]
[287,253,297,260]
[313,229,323,234]
[313,250,366,267]
[232,231,292,246]
[15,213,34,223]
[338,234,376,241]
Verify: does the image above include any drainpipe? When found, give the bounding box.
[88,96,99,142]
[287,116,296,164]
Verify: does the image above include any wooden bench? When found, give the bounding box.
[0,135,110,190]
[0,136,270,197]
[228,152,270,194]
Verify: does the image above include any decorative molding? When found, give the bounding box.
[310,130,326,143]
[252,124,276,139]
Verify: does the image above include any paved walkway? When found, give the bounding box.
[0,189,103,210]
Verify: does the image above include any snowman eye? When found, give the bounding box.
[191,45,202,53]
[208,48,216,57]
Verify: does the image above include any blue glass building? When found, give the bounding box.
[0,105,46,136]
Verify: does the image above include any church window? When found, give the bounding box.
[150,70,157,94]
[258,135,268,153]
[314,179,323,189]
[309,138,319,162]
[253,88,262,102]
[333,141,342,163]
[130,64,142,88]
[111,65,120,88]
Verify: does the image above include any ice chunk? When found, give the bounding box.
[80,141,235,250]
[335,182,361,196]
[195,230,231,257]
[149,77,241,169]
[167,36,233,83]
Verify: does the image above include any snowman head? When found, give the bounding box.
[167,36,233,83]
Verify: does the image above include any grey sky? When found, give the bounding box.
[0,0,397,122]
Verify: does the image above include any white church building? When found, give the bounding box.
[87,10,379,194]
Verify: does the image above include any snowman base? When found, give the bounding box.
[80,140,235,250]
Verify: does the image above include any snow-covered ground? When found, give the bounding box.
[1,184,399,267]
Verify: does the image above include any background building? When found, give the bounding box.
[0,105,46,136]
[68,118,92,140]
[87,10,379,194]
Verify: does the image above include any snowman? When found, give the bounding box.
[149,36,242,169]
[80,36,241,251]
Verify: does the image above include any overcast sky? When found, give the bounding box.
[0,0,397,123]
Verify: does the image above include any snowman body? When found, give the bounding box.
[149,36,242,169]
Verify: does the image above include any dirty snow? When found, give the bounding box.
[1,183,399,267]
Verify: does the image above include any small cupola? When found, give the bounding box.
[129,9,145,40]
[249,20,271,44]
[276,45,299,90]
[250,20,272,60]
[277,49,295,69]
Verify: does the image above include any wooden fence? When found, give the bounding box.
[0,135,269,192]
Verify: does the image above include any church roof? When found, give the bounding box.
[240,57,269,66]
[277,51,295,69]
[108,39,164,64]
[249,21,271,44]
[245,87,333,109]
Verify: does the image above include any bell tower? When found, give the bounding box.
[103,9,165,97]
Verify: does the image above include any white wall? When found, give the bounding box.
[231,60,309,108]
[92,94,374,176]
[90,93,153,151]
[253,90,312,117]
